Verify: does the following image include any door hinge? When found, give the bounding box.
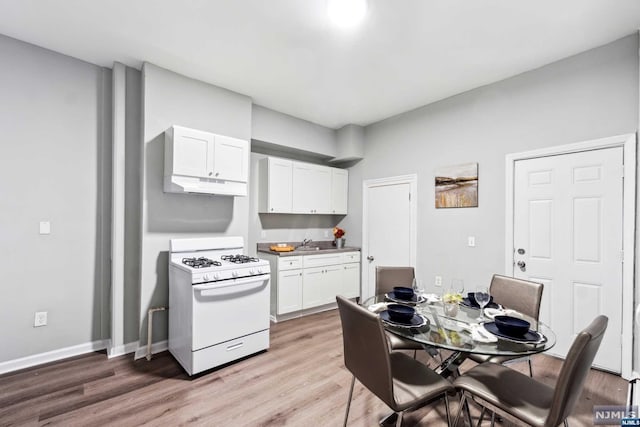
[621,250,624,263]
[408,192,411,201]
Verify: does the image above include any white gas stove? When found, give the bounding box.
[168,236,271,375]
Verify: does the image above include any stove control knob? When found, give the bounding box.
[249,269,255,275]
[202,274,210,282]
[213,273,220,280]
[256,268,263,274]
[232,271,239,278]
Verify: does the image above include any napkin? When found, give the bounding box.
[368,302,389,313]
[422,293,441,303]
[460,323,498,343]
[484,307,523,320]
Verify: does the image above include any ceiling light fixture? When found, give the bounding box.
[327,0,367,28]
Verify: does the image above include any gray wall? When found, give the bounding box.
[252,105,337,158]
[0,35,112,362]
[140,63,252,345]
[342,35,639,294]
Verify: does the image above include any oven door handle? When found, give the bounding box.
[193,275,268,292]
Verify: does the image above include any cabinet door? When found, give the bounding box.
[331,168,349,214]
[341,263,360,298]
[292,163,331,213]
[277,269,303,314]
[302,265,342,308]
[212,135,248,182]
[268,157,293,212]
[171,127,213,178]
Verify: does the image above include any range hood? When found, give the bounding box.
[164,125,249,196]
[164,175,247,196]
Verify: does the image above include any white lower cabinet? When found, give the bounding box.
[302,265,342,309]
[265,251,361,320]
[277,269,303,314]
[341,263,360,298]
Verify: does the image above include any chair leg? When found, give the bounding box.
[395,410,404,427]
[476,406,486,427]
[564,420,569,427]
[453,393,466,427]
[528,358,534,377]
[444,393,452,426]
[490,411,495,427]
[343,376,355,427]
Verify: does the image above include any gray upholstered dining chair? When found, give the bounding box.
[375,266,425,355]
[336,295,454,427]
[453,315,608,427]
[468,274,544,376]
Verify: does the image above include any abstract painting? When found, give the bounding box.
[435,162,478,208]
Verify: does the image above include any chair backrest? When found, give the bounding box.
[489,274,543,320]
[376,266,415,295]
[336,295,396,407]
[545,315,608,427]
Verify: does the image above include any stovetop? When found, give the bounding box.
[182,257,222,268]
[220,254,260,264]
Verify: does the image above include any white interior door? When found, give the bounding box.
[513,147,623,372]
[362,176,416,300]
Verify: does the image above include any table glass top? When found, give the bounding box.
[363,294,556,357]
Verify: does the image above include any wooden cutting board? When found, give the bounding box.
[270,245,295,252]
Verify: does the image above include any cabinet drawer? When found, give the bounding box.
[303,253,343,268]
[278,256,303,271]
[341,251,361,263]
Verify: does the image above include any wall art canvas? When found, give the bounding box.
[435,162,478,208]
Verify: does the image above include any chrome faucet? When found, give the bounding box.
[301,238,313,247]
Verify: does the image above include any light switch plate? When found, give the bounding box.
[39,221,51,235]
[435,276,442,287]
[34,311,47,327]
[468,236,476,247]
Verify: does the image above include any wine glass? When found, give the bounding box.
[451,279,464,297]
[474,286,490,321]
[412,278,425,296]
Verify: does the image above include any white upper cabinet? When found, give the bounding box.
[212,134,249,182]
[169,126,214,178]
[164,125,249,196]
[331,168,348,215]
[258,156,348,214]
[258,157,293,213]
[292,162,331,214]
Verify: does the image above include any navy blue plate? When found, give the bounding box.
[380,311,428,328]
[484,322,545,343]
[385,292,426,304]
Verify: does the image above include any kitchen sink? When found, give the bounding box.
[296,246,321,251]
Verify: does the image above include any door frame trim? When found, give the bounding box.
[361,174,418,300]
[505,133,636,378]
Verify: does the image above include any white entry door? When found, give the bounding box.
[362,176,416,300]
[513,147,623,372]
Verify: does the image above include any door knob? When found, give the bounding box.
[367,256,374,261]
[517,248,525,255]
[516,260,526,271]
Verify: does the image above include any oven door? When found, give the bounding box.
[191,275,270,351]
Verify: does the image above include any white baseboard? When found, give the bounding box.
[0,340,107,375]
[134,340,168,360]
[107,341,140,359]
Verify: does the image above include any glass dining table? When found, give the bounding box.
[362,294,556,378]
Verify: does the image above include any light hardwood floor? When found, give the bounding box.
[0,309,628,426]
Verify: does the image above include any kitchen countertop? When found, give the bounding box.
[257,241,361,257]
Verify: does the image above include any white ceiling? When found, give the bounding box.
[1,0,640,129]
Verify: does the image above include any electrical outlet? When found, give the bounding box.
[435,276,442,287]
[39,221,51,235]
[468,236,476,247]
[34,311,47,327]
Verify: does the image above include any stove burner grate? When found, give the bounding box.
[221,254,260,264]
[182,257,222,268]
